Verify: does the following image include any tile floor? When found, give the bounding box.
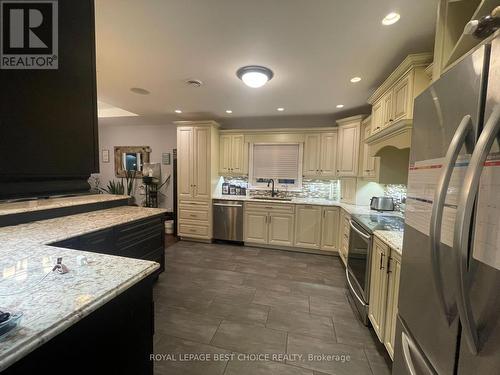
[153,240,392,375]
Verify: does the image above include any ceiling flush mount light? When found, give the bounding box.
[277,107,285,112]
[130,87,150,95]
[382,12,400,26]
[225,110,233,114]
[350,77,362,83]
[336,104,344,109]
[236,65,274,88]
[174,109,182,114]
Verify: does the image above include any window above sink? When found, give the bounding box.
[248,143,303,190]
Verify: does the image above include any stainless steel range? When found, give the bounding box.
[346,213,404,325]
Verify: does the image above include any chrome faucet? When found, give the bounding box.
[267,179,278,197]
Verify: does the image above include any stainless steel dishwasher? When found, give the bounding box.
[213,200,244,241]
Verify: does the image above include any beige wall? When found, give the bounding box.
[96,121,177,210]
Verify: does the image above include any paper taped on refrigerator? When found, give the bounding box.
[405,156,469,247]
[473,152,500,271]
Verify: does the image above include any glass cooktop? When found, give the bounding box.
[351,213,405,234]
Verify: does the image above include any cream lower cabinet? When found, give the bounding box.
[368,237,390,341]
[268,213,295,247]
[244,202,294,247]
[320,207,340,251]
[176,121,219,240]
[368,236,402,360]
[294,205,322,249]
[384,251,401,359]
[338,209,351,265]
[294,205,340,251]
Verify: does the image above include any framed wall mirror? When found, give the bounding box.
[114,146,151,178]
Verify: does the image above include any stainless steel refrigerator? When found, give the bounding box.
[393,32,500,374]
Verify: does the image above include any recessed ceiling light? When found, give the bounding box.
[225,110,233,114]
[130,87,150,95]
[236,65,274,88]
[336,104,344,109]
[277,107,285,112]
[174,109,182,114]
[382,12,400,26]
[350,77,362,83]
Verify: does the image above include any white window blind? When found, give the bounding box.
[252,143,300,180]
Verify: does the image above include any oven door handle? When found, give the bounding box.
[349,220,371,240]
[345,267,367,306]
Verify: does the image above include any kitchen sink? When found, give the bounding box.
[252,197,293,201]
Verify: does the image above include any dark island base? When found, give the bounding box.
[3,276,155,375]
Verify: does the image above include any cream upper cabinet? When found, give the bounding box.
[193,127,211,200]
[303,132,337,178]
[384,252,402,360]
[371,100,384,134]
[219,135,232,175]
[382,91,394,129]
[367,53,432,136]
[219,134,247,176]
[268,213,295,247]
[320,206,339,251]
[178,125,212,200]
[392,72,413,122]
[340,177,356,204]
[360,117,380,181]
[368,237,390,341]
[336,117,361,177]
[231,134,246,174]
[319,132,338,177]
[303,134,321,176]
[177,127,193,200]
[294,205,322,249]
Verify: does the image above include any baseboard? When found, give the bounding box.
[244,242,340,257]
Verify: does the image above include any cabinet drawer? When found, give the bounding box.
[179,209,209,221]
[179,200,210,209]
[245,202,295,213]
[79,228,114,254]
[179,223,209,237]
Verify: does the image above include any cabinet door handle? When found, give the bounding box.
[323,210,326,218]
[387,258,392,274]
[380,253,385,270]
[269,215,272,223]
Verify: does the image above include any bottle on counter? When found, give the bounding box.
[222,182,229,195]
[229,185,236,195]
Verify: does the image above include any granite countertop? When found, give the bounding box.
[0,194,129,217]
[0,205,166,372]
[212,195,392,216]
[374,230,404,254]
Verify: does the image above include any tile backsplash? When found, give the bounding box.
[221,176,340,201]
[384,184,407,211]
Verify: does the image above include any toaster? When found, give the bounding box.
[370,196,395,211]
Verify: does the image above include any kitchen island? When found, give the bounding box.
[0,205,167,374]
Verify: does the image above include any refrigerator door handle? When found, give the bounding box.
[402,331,437,375]
[430,114,474,322]
[454,105,500,355]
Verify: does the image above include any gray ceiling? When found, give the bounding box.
[95,0,438,128]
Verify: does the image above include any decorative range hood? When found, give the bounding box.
[365,120,412,157]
